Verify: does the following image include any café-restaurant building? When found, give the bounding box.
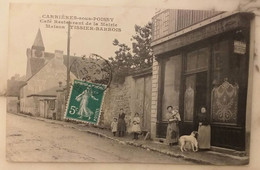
[150,9,254,152]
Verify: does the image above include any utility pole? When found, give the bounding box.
[66,21,71,99]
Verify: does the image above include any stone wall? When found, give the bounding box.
[102,73,152,134]
[102,76,134,132]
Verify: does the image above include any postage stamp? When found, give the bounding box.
[64,79,106,124]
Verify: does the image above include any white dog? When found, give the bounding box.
[179,131,198,152]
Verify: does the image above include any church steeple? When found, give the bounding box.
[32,29,45,51]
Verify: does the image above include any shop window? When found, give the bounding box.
[184,75,195,122]
[197,48,209,69]
[186,51,197,71]
[212,40,229,85]
[186,47,209,72]
[161,55,182,121]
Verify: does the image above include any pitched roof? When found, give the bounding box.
[27,85,65,97]
[32,29,45,50]
[44,52,55,61]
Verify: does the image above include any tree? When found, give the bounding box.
[109,22,152,83]
[108,39,134,83]
[131,22,153,69]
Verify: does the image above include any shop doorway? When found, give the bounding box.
[181,71,208,135]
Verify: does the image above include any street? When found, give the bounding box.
[6,113,194,164]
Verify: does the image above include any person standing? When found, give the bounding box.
[166,106,181,145]
[132,112,141,140]
[197,107,211,149]
[117,108,126,137]
[111,117,118,136]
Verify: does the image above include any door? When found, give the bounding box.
[134,75,152,132]
[194,72,207,130]
[40,100,45,117]
[181,46,210,135]
[182,71,208,135]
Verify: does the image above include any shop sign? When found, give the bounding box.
[234,40,246,55]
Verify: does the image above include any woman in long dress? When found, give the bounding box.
[75,86,98,120]
[166,106,181,145]
[197,107,211,149]
[117,108,126,137]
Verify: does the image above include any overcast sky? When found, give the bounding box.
[7,4,156,79]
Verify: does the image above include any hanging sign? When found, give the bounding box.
[234,40,246,55]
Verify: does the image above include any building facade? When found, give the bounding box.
[20,29,75,118]
[151,9,254,152]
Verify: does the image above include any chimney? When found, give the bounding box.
[58,81,62,87]
[54,50,63,59]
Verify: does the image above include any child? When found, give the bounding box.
[111,117,118,136]
[132,112,141,140]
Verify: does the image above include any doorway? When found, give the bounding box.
[182,71,208,135]
[194,71,207,129]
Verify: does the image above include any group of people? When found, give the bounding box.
[110,105,211,148]
[165,105,211,149]
[111,108,141,140]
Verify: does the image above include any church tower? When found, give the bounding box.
[31,29,45,58]
[26,29,46,79]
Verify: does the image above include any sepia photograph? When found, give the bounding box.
[3,1,260,167]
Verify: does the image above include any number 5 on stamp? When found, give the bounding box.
[64,79,106,125]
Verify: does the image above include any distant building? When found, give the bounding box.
[151,9,254,153]
[6,75,26,113]
[20,29,75,119]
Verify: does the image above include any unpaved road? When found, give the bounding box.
[6,113,194,164]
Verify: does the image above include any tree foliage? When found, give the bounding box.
[132,22,153,68]
[109,22,152,83]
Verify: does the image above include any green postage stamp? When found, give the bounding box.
[64,79,106,125]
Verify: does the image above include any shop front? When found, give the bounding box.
[152,11,253,151]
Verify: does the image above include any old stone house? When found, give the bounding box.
[20,29,75,119]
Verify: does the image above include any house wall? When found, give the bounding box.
[6,96,18,113]
[20,51,68,116]
[20,96,39,116]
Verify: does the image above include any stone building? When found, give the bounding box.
[150,9,256,154]
[6,77,26,113]
[20,29,75,118]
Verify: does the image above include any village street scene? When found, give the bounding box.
[4,1,260,165]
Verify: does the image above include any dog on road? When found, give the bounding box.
[179,131,198,152]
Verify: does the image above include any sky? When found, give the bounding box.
[7,3,156,79]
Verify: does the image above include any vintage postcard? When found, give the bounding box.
[5,2,257,165]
